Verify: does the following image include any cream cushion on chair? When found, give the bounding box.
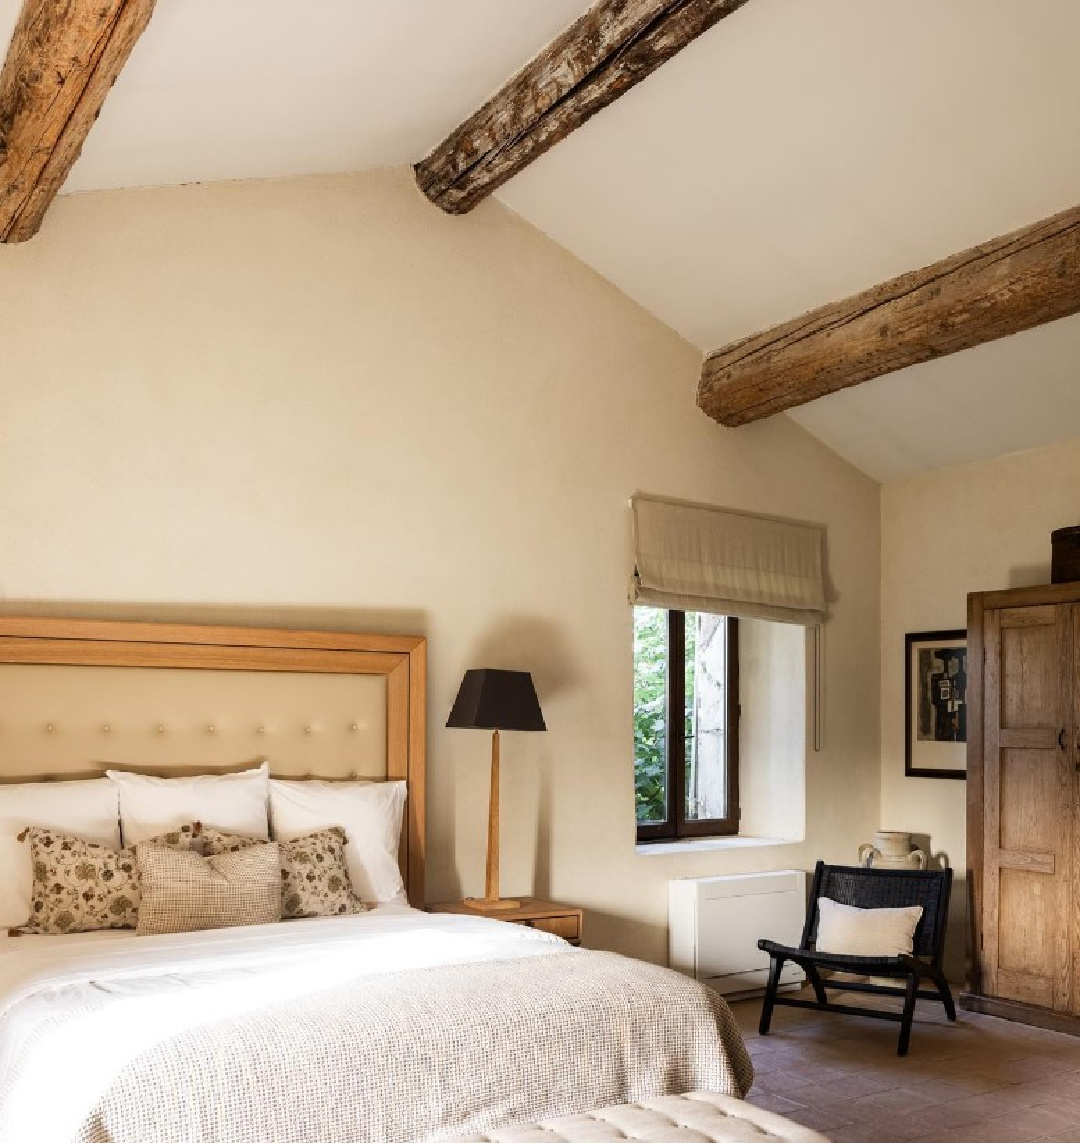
[444,1092,829,1142]
[135,842,281,935]
[815,897,923,957]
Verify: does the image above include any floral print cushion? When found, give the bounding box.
[201,825,365,920]
[280,828,365,919]
[16,822,207,935]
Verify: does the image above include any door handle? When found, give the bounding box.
[1059,727,1068,751]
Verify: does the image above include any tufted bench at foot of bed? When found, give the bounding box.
[444,1091,831,1142]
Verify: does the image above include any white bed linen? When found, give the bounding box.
[0,904,561,1143]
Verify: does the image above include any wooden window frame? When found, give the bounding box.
[636,611,740,843]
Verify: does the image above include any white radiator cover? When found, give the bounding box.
[669,870,807,997]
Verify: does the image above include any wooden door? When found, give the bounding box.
[981,603,1075,1012]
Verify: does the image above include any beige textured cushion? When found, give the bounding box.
[17,823,207,935]
[135,841,282,936]
[444,1091,830,1142]
[815,897,923,957]
[200,825,365,920]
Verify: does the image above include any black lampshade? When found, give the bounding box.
[446,669,546,732]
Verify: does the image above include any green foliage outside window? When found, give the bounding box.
[634,607,667,823]
[634,607,698,823]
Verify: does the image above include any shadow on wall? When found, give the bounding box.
[457,614,581,904]
[1009,564,1051,589]
[461,614,581,706]
[533,764,552,900]
[0,598,431,638]
[910,832,967,985]
[908,833,951,873]
[433,749,462,903]
[582,907,668,963]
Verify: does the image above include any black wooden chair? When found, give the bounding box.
[757,861,955,1056]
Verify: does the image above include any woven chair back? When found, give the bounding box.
[805,862,952,964]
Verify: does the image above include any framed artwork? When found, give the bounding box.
[905,629,967,779]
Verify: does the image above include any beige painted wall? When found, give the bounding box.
[0,168,880,963]
[881,433,1080,978]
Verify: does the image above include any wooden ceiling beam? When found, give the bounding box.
[698,201,1080,427]
[415,0,750,215]
[0,0,157,243]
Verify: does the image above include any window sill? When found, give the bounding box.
[635,835,799,856]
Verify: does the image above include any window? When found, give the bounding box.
[634,606,739,841]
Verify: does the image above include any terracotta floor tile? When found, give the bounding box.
[946,1105,1080,1141]
[755,1071,817,1098]
[810,1074,896,1100]
[730,987,1080,1142]
[948,1085,1058,1117]
[827,1115,940,1142]
[783,1105,856,1133]
[844,1089,938,1123]
[901,1073,1008,1102]
[744,1090,806,1116]
[905,1099,991,1130]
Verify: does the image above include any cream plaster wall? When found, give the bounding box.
[0,168,880,964]
[738,620,806,842]
[881,433,1080,979]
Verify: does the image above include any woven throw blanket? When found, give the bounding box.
[74,948,752,1143]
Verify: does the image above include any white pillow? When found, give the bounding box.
[0,778,121,928]
[269,779,406,904]
[815,897,924,958]
[107,761,269,845]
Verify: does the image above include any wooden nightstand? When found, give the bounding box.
[427,897,584,946]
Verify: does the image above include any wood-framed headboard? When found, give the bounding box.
[0,617,427,905]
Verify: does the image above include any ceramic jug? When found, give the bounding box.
[858,830,927,870]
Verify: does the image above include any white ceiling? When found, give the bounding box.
[5,0,1080,483]
[0,0,594,192]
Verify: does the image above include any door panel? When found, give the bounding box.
[1001,619,1060,728]
[982,604,1073,1012]
[998,870,1055,978]
[999,750,1062,852]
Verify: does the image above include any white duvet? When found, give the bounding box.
[0,905,563,1143]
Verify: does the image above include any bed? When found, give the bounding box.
[0,617,752,1143]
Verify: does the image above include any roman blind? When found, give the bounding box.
[630,495,827,626]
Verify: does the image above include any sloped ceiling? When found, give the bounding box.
[3,0,1079,483]
[0,0,594,192]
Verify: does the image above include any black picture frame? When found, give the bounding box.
[905,629,967,780]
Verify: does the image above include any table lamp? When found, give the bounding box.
[446,668,546,911]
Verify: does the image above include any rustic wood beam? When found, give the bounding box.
[0,0,157,243]
[698,201,1080,427]
[415,0,750,215]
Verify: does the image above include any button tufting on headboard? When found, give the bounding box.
[0,616,425,905]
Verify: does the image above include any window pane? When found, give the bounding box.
[633,606,668,824]
[685,612,728,821]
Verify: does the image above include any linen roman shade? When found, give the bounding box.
[630,495,827,626]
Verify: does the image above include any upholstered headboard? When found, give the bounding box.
[0,617,426,904]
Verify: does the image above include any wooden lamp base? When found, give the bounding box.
[463,896,521,912]
[470,728,524,913]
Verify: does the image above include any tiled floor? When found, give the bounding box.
[728,988,1080,1141]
